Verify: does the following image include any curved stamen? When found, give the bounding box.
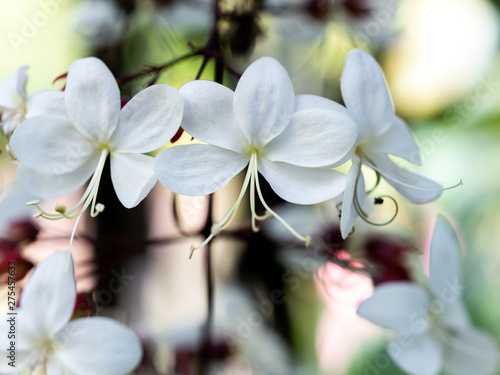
[364,158,463,192]
[189,152,313,257]
[351,164,399,228]
[365,171,381,196]
[355,194,399,227]
[66,214,83,271]
[252,153,310,247]
[249,166,273,232]
[189,154,255,258]
[27,149,109,221]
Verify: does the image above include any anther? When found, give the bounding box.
[95,203,105,213]
[55,204,67,213]
[188,245,196,260]
[26,200,40,206]
[210,223,221,237]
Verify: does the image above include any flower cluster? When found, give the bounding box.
[0,44,492,375]
[0,48,461,374]
[2,49,442,256]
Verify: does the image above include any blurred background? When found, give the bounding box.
[1,0,500,374]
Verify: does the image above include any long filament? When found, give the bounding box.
[28,149,109,220]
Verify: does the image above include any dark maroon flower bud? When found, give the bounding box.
[223,13,263,56]
[364,236,414,285]
[73,292,95,318]
[174,338,232,374]
[0,241,33,282]
[6,219,39,243]
[305,0,336,21]
[343,0,372,19]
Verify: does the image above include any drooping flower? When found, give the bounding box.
[10,57,183,220]
[0,251,142,374]
[357,215,499,375]
[154,57,357,256]
[0,66,66,137]
[295,49,446,238]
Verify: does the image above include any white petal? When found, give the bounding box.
[429,215,463,303]
[365,116,422,165]
[262,108,357,167]
[390,334,443,375]
[443,327,499,375]
[179,80,247,152]
[257,158,347,205]
[65,57,120,143]
[0,111,24,135]
[365,155,442,203]
[26,89,68,119]
[0,66,28,109]
[110,153,157,208]
[110,84,183,153]
[154,144,248,196]
[16,158,98,199]
[340,158,365,239]
[428,215,470,330]
[357,281,431,334]
[53,317,142,375]
[0,310,38,374]
[440,299,470,331]
[21,252,76,338]
[10,115,96,174]
[46,358,68,375]
[294,94,353,119]
[341,49,394,138]
[233,57,294,146]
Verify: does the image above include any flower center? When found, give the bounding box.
[28,148,109,221]
[189,151,310,258]
[20,337,58,374]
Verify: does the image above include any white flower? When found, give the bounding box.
[73,0,128,48]
[295,49,444,238]
[0,251,142,374]
[357,215,499,375]
[154,57,357,255]
[155,0,212,33]
[0,66,66,136]
[10,57,183,219]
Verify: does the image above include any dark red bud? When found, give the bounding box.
[6,219,39,243]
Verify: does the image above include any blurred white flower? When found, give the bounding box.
[295,49,442,238]
[154,56,357,255]
[155,0,212,33]
[0,251,142,374]
[357,215,499,375]
[10,57,183,219]
[0,66,66,136]
[0,184,35,236]
[73,0,128,48]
